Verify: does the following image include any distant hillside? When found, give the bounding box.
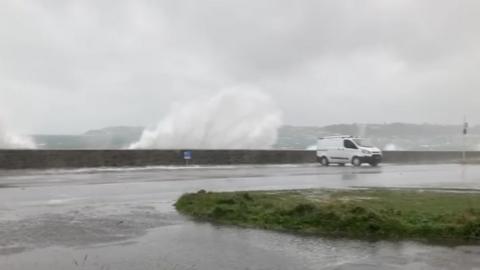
[32,123,480,150]
[84,126,144,137]
[33,126,144,149]
[275,123,480,150]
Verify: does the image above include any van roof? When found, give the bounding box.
[318,135,353,139]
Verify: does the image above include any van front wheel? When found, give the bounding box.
[352,157,362,167]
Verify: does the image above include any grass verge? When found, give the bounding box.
[175,188,480,243]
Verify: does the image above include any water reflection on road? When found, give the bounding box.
[1,164,480,270]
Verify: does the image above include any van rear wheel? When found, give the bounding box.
[352,157,362,167]
[320,157,329,166]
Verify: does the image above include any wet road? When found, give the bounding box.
[1,164,480,270]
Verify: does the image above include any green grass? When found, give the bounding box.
[175,188,480,243]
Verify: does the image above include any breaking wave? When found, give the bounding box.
[130,88,283,149]
[0,122,36,149]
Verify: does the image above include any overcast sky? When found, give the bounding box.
[1,0,479,134]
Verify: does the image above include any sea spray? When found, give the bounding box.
[130,88,283,149]
[306,144,317,150]
[383,143,401,151]
[0,120,36,149]
[356,123,368,138]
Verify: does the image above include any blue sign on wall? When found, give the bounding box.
[183,150,192,160]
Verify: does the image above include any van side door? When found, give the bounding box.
[329,138,347,163]
[343,139,358,161]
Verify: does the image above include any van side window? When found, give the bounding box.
[344,140,357,149]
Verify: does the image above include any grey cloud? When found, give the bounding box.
[0,0,479,134]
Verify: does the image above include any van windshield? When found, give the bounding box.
[353,139,372,147]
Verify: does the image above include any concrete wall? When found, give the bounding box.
[0,150,479,169]
[0,150,315,169]
[382,151,480,164]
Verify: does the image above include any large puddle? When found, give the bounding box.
[3,220,480,270]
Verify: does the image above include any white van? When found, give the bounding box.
[316,136,382,167]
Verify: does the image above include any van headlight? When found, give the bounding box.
[361,150,371,155]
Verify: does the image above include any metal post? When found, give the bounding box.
[462,117,468,164]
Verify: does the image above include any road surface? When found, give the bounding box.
[1,164,480,270]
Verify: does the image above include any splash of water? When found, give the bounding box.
[356,123,367,138]
[383,143,401,151]
[306,144,317,150]
[0,121,36,149]
[130,88,283,149]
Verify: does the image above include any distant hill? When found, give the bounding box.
[274,123,480,150]
[83,126,144,137]
[33,126,144,149]
[32,123,480,150]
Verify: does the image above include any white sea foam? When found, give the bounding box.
[306,144,317,150]
[383,143,401,151]
[130,87,283,149]
[0,120,36,149]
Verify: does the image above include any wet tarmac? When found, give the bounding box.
[1,163,480,270]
